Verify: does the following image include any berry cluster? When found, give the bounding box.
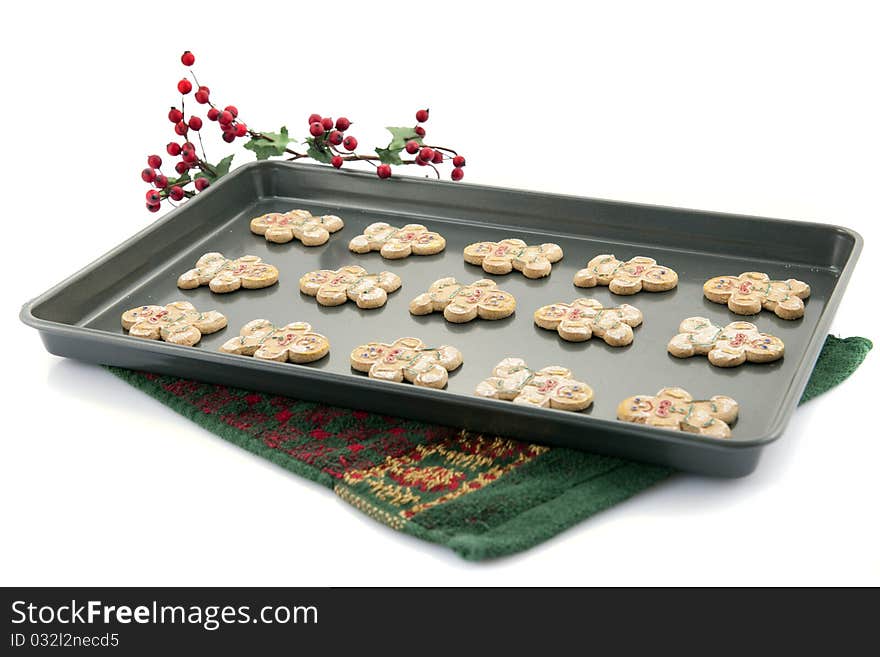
[143,52,466,213]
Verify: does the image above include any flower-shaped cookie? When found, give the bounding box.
[534,299,643,346]
[350,337,463,389]
[617,387,739,439]
[667,317,784,367]
[177,252,279,293]
[348,222,446,259]
[121,301,227,346]
[250,209,344,246]
[464,239,563,279]
[299,265,402,309]
[409,277,516,323]
[220,320,329,364]
[475,358,594,411]
[574,254,678,295]
[703,271,811,320]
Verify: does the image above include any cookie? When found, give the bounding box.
[350,337,463,389]
[121,301,227,346]
[534,299,643,346]
[348,222,446,259]
[617,387,739,439]
[475,358,594,411]
[177,252,279,293]
[409,277,516,323]
[703,271,811,319]
[574,254,678,295]
[250,209,344,246]
[220,320,329,364]
[463,239,563,278]
[299,265,401,309]
[668,317,784,367]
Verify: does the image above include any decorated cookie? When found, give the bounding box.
[409,277,516,323]
[177,252,279,293]
[299,265,401,309]
[475,358,594,411]
[350,337,463,389]
[574,254,678,295]
[220,320,329,364]
[534,299,643,346]
[617,387,739,439]
[121,301,227,346]
[703,271,811,319]
[250,209,344,246]
[348,222,446,259]
[668,317,784,367]
[463,239,563,278]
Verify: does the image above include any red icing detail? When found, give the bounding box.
[730,332,747,347]
[655,399,673,418]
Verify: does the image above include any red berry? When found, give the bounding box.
[414,126,426,137]
[141,167,156,183]
[207,107,220,121]
[234,122,248,137]
[451,167,464,181]
[343,135,358,151]
[328,130,344,145]
[175,121,188,136]
[188,116,203,131]
[405,140,420,154]
[377,164,392,179]
[146,189,162,203]
[331,155,343,168]
[177,78,193,94]
[219,110,233,125]
[308,113,322,125]
[182,151,198,164]
[195,87,210,104]
[147,202,161,213]
[181,51,195,66]
[321,117,334,130]
[452,155,466,167]
[168,107,183,123]
[154,174,168,188]
[418,147,434,162]
[175,162,189,174]
[195,178,210,191]
[147,154,162,169]
[169,185,185,201]
[224,105,238,118]
[335,117,351,131]
[166,142,182,156]
[222,132,235,143]
[415,108,429,122]
[416,159,427,166]
[432,151,444,164]
[309,122,324,137]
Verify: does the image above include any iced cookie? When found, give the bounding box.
[220,320,329,364]
[409,277,516,323]
[250,209,344,246]
[475,358,593,412]
[617,387,739,439]
[350,337,463,389]
[121,301,227,346]
[574,254,678,295]
[703,271,811,320]
[463,239,563,279]
[177,252,279,293]
[348,222,446,259]
[534,299,643,346]
[667,317,784,367]
[299,265,401,309]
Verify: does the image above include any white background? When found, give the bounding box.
[1,1,877,585]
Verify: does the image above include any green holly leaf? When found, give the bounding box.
[243,126,295,160]
[305,137,334,164]
[375,146,404,165]
[166,172,191,187]
[385,126,422,151]
[195,154,235,182]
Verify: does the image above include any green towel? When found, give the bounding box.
[108,335,871,560]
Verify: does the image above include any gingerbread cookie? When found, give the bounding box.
[617,387,739,439]
[463,239,563,279]
[299,265,401,309]
[475,358,594,411]
[121,301,227,346]
[348,222,446,259]
[703,271,811,319]
[409,277,516,323]
[534,299,643,346]
[250,209,344,246]
[668,317,784,367]
[220,320,329,364]
[350,337,463,389]
[574,254,678,295]
[177,252,279,293]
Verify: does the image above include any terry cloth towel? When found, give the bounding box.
[108,335,871,561]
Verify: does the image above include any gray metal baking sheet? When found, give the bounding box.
[21,161,861,476]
